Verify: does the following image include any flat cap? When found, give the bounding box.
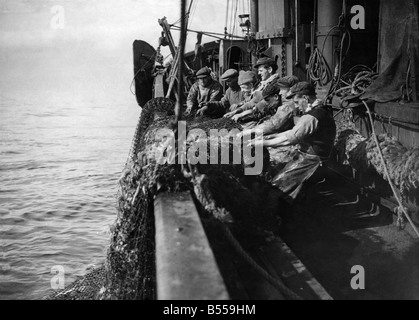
[262,82,282,99]
[253,57,276,69]
[276,75,300,89]
[220,69,239,80]
[238,71,257,85]
[286,82,316,99]
[196,66,211,78]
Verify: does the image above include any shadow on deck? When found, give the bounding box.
[279,166,419,300]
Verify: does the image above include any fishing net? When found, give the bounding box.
[334,115,419,199]
[47,97,280,300]
[45,266,106,300]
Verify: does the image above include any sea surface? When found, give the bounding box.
[0,90,141,299]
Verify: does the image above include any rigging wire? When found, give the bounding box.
[170,25,245,39]
[306,0,355,103]
[170,0,196,28]
[225,0,230,37]
[226,0,238,68]
[189,0,199,28]
[129,52,157,96]
[232,0,239,36]
[174,0,187,126]
[230,0,235,37]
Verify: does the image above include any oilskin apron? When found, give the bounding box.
[270,150,321,203]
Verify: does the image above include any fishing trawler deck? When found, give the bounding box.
[47,0,419,301]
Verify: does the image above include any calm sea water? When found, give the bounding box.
[0,90,141,299]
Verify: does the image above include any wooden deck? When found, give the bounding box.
[280,165,419,300]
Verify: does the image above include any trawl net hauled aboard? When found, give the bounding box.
[46,0,419,301]
[48,97,280,300]
[103,97,282,300]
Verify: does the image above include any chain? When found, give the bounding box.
[281,40,287,77]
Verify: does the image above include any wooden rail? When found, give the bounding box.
[154,191,333,300]
[154,192,230,300]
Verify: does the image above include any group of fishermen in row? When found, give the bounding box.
[183,57,336,204]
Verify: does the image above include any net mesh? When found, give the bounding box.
[46,97,278,300]
[46,266,106,300]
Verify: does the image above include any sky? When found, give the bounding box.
[0,0,248,101]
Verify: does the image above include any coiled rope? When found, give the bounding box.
[307,47,332,87]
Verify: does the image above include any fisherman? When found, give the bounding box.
[232,75,299,128]
[185,66,223,116]
[253,82,336,203]
[224,57,279,119]
[196,69,244,117]
[231,70,258,110]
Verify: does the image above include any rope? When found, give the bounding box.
[130,52,157,96]
[221,223,304,300]
[170,25,245,40]
[188,0,199,28]
[362,100,419,238]
[307,47,332,86]
[225,0,230,36]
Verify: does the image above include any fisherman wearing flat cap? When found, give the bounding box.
[254,57,279,84]
[253,75,300,134]
[224,57,279,119]
[185,66,223,116]
[231,75,299,131]
[196,69,244,117]
[238,76,299,135]
[253,81,336,203]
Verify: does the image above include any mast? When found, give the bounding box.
[174,0,187,124]
[250,0,258,65]
[250,0,258,35]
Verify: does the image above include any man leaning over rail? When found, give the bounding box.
[185,66,223,116]
[253,82,336,203]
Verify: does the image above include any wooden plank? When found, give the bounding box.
[259,238,333,300]
[154,192,230,300]
[153,72,165,98]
